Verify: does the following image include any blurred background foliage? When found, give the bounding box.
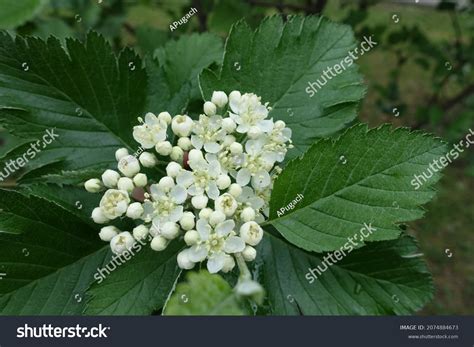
[0,0,472,314]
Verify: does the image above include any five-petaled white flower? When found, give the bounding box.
[191,114,226,153]
[99,189,130,219]
[133,112,168,149]
[143,182,187,227]
[229,93,273,135]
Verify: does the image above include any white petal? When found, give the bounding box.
[188,245,208,262]
[204,142,221,153]
[191,135,204,150]
[236,168,251,186]
[188,184,204,196]
[224,236,245,253]
[251,170,271,188]
[206,181,220,200]
[171,185,187,204]
[176,170,194,187]
[169,205,183,222]
[215,219,235,237]
[207,253,226,273]
[258,119,274,132]
[236,124,249,133]
[196,219,211,240]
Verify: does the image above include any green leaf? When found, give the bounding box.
[0,31,147,180]
[259,233,434,315]
[268,124,446,253]
[84,241,183,315]
[0,0,46,29]
[200,15,366,159]
[0,189,109,314]
[163,270,244,315]
[146,33,223,115]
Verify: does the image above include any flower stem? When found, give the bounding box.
[235,253,251,281]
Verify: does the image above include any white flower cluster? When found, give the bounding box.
[85,91,292,274]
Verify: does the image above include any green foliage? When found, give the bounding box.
[164,270,245,315]
[268,124,446,252]
[0,0,47,29]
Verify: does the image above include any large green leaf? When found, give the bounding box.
[84,241,183,315]
[0,189,110,314]
[0,0,46,29]
[163,270,245,315]
[258,232,433,315]
[268,124,446,253]
[200,15,366,159]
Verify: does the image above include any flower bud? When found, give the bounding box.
[216,174,231,190]
[166,162,181,178]
[184,229,199,246]
[132,224,149,241]
[92,207,110,224]
[211,91,228,108]
[215,193,237,217]
[179,212,195,231]
[171,115,193,137]
[170,146,184,162]
[221,118,236,133]
[274,120,286,129]
[242,245,257,261]
[177,249,195,270]
[126,202,144,219]
[155,141,172,156]
[177,137,192,151]
[118,155,140,177]
[229,142,243,154]
[199,207,213,219]
[228,183,242,197]
[161,221,180,239]
[133,173,148,187]
[209,210,226,226]
[248,126,262,139]
[203,101,217,116]
[188,149,203,162]
[158,111,172,125]
[101,169,120,188]
[229,90,241,104]
[222,135,236,147]
[221,255,236,273]
[239,221,263,246]
[241,206,256,222]
[191,195,208,209]
[158,176,175,191]
[117,177,134,193]
[115,148,129,161]
[85,178,103,193]
[139,152,158,168]
[110,231,135,254]
[99,225,119,242]
[151,235,168,251]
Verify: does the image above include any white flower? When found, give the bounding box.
[143,183,186,225]
[216,174,231,190]
[177,137,192,151]
[176,151,221,200]
[229,93,272,134]
[184,229,199,245]
[118,155,140,177]
[203,101,217,116]
[240,206,256,222]
[198,207,213,219]
[191,115,226,153]
[155,141,172,156]
[242,245,257,261]
[228,90,241,109]
[132,224,149,240]
[177,249,195,269]
[99,189,130,219]
[221,118,236,133]
[110,231,135,254]
[126,202,144,219]
[166,162,181,178]
[211,91,228,108]
[91,207,110,224]
[139,152,158,167]
[117,177,134,193]
[85,178,103,193]
[161,221,180,240]
[158,111,172,125]
[99,226,119,241]
[185,218,245,273]
[158,176,175,191]
[215,193,238,217]
[228,183,242,197]
[133,113,167,149]
[209,210,226,226]
[171,115,193,137]
[229,142,243,154]
[151,235,168,251]
[170,146,184,161]
[236,138,275,189]
[239,221,263,246]
[180,211,195,231]
[133,173,147,187]
[101,169,120,188]
[191,195,208,209]
[115,148,129,161]
[221,255,235,273]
